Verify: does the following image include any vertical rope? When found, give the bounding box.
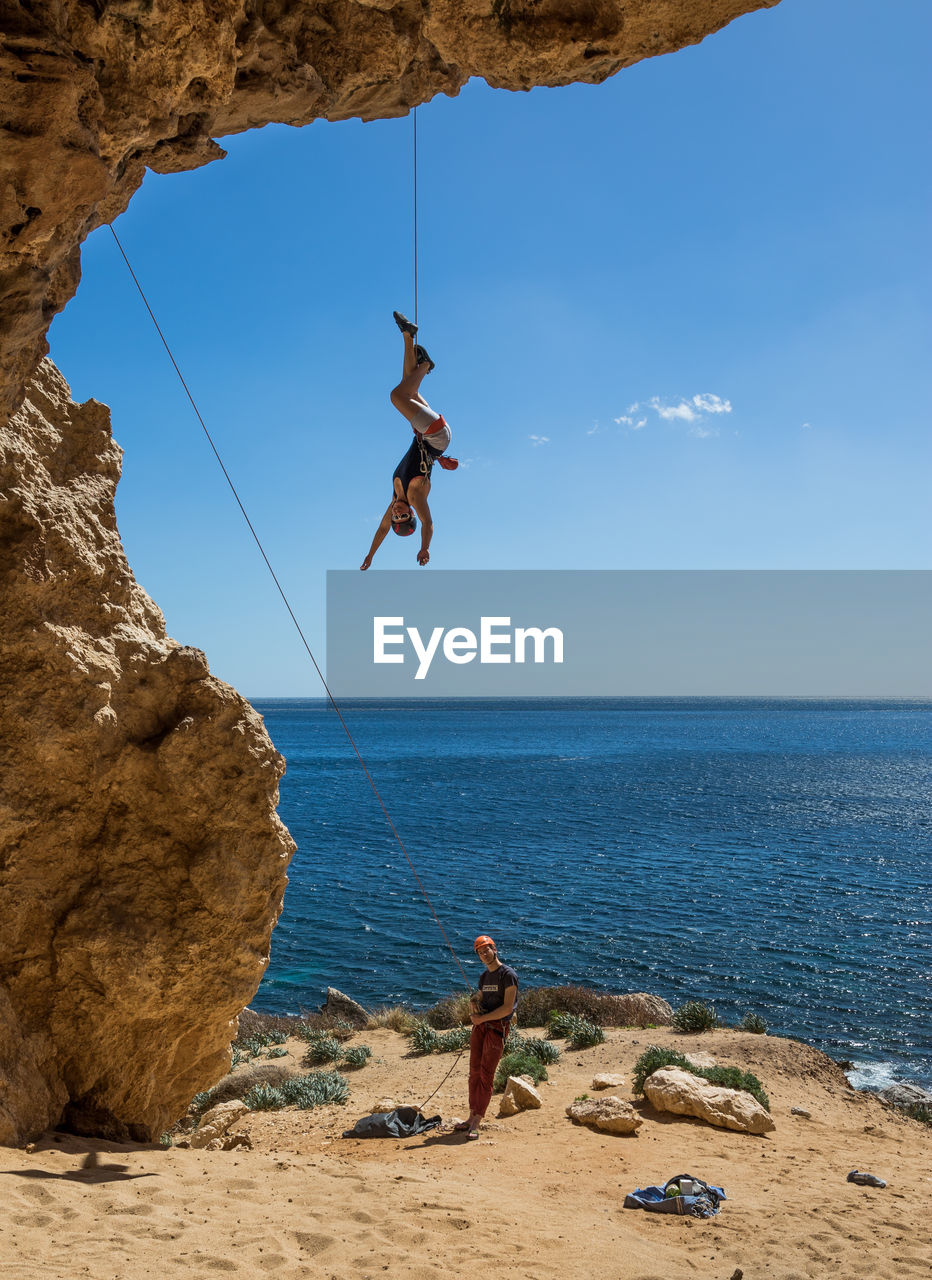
[413,106,419,328]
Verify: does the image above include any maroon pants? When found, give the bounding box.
[468,1020,507,1118]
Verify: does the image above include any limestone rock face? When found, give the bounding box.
[0,0,780,419]
[566,1095,642,1134]
[0,360,294,1144]
[643,1067,775,1134]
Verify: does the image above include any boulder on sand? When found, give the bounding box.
[643,1067,775,1135]
[565,1096,642,1135]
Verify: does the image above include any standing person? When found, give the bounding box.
[360,311,457,570]
[455,935,518,1141]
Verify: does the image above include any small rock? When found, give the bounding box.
[322,987,370,1029]
[591,1073,627,1091]
[565,1095,642,1135]
[791,1107,812,1118]
[499,1075,542,1115]
[878,1081,932,1109]
[190,1100,249,1149]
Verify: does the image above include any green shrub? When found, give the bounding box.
[244,1083,286,1110]
[267,1046,289,1058]
[520,1037,561,1065]
[279,1072,350,1108]
[631,1045,770,1111]
[436,1026,471,1053]
[547,1011,577,1039]
[739,1012,768,1035]
[505,1028,525,1053]
[493,1051,549,1092]
[159,1132,173,1148]
[244,1071,350,1111]
[895,1102,932,1127]
[302,1035,344,1066]
[672,1001,719,1033]
[547,1012,604,1049]
[295,1017,356,1043]
[409,1022,440,1055]
[568,1021,605,1050]
[408,1022,470,1054]
[340,1045,372,1070]
[241,1032,275,1056]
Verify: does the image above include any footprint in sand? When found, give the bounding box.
[293,1231,336,1257]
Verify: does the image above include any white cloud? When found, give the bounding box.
[691,393,732,415]
[801,422,811,430]
[529,434,549,446]
[614,392,733,436]
[649,397,698,422]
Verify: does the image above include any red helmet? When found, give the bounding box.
[474,935,495,953]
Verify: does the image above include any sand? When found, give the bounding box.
[2,1026,928,1280]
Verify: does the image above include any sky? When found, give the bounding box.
[48,0,931,697]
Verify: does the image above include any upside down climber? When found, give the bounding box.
[360,311,458,570]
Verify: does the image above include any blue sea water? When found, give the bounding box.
[251,698,932,1092]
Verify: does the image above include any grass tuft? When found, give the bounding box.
[672,1000,718,1033]
[738,1012,768,1035]
[547,1012,605,1049]
[366,1005,420,1035]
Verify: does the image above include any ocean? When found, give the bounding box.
[250,698,932,1093]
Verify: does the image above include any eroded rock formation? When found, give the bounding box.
[0,360,294,1143]
[0,0,780,420]
[0,0,781,1144]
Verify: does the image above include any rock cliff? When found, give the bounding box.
[0,360,294,1143]
[0,0,780,1144]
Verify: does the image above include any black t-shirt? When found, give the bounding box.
[478,963,519,1017]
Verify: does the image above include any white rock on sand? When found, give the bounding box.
[499,1075,543,1115]
[565,1095,643,1134]
[643,1066,776,1134]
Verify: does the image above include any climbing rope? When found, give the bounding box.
[412,105,419,328]
[107,225,473,1008]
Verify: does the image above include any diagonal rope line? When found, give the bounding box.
[108,223,473,1000]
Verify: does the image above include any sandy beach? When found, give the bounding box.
[2,1025,928,1280]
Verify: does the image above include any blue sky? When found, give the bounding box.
[49,0,931,696]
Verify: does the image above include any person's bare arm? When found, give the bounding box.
[361,504,394,570]
[407,484,433,566]
[470,985,517,1025]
